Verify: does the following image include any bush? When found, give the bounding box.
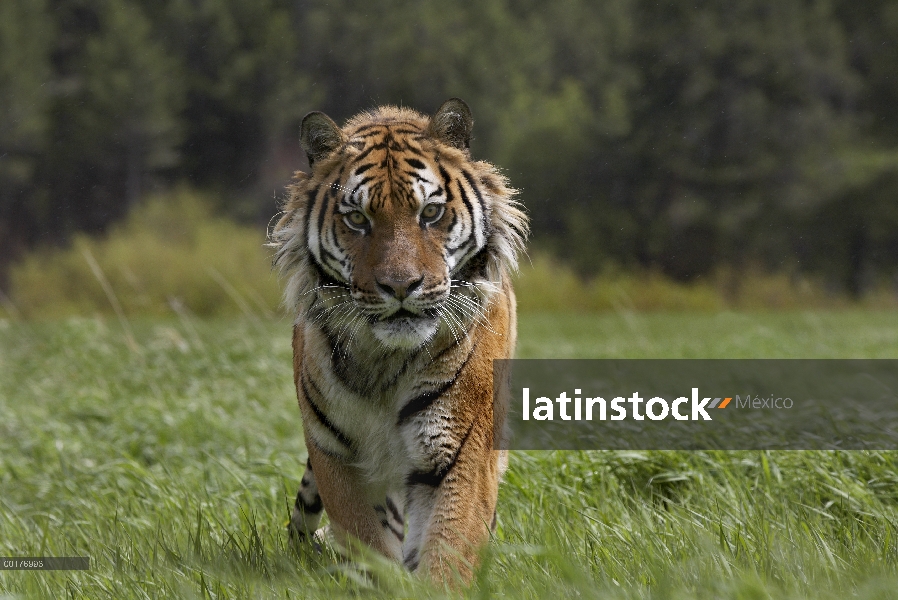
[513,254,722,313]
[513,255,898,313]
[7,190,281,319]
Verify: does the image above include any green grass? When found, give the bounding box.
[1,312,898,598]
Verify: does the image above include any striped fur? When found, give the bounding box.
[270,99,527,585]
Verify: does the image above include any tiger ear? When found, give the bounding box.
[300,111,345,166]
[427,98,473,152]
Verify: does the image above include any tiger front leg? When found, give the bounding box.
[305,441,405,561]
[403,417,500,585]
[288,457,324,544]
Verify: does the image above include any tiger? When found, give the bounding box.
[269,98,527,585]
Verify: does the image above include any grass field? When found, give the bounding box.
[1,311,898,599]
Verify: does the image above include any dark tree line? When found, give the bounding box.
[2,0,898,294]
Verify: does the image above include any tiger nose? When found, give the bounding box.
[376,275,424,300]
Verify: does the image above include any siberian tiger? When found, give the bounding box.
[270,98,527,584]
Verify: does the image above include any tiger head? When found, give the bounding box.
[272,99,527,350]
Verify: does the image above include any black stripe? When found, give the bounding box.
[451,240,484,275]
[354,131,384,140]
[308,257,344,291]
[310,185,347,282]
[392,127,423,136]
[301,373,353,449]
[314,187,332,268]
[312,248,345,285]
[302,188,318,252]
[354,163,374,176]
[406,421,476,487]
[374,505,405,540]
[396,342,475,425]
[427,335,462,367]
[386,133,406,152]
[385,497,403,526]
[446,235,472,254]
[322,203,344,270]
[406,170,429,184]
[295,491,323,515]
[404,548,419,570]
[461,169,487,216]
[352,120,419,134]
[400,145,425,157]
[378,356,413,394]
[351,175,376,193]
[352,124,386,133]
[370,180,385,211]
[353,142,385,163]
[447,209,459,234]
[383,520,404,541]
[396,342,477,425]
[455,247,490,281]
[321,325,350,384]
[437,165,455,204]
[457,184,475,238]
[397,385,451,425]
[405,157,426,170]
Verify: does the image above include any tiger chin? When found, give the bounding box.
[270,98,528,586]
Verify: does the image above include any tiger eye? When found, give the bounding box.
[346,211,367,226]
[421,203,443,222]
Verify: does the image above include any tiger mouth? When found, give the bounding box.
[381,307,438,322]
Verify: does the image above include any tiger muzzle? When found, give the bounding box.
[375,274,424,301]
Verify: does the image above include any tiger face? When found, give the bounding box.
[319,139,458,349]
[275,99,526,351]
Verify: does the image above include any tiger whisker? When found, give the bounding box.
[437,305,462,347]
[444,294,498,336]
[309,296,356,330]
[451,279,499,298]
[318,308,355,344]
[300,283,348,298]
[326,302,361,362]
[445,290,488,320]
[342,308,368,348]
[440,302,471,345]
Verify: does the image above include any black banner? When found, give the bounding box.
[494,360,898,450]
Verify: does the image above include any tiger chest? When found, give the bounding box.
[299,325,470,490]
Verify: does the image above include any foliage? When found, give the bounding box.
[516,255,898,313]
[0,0,53,270]
[7,190,281,319]
[1,314,898,597]
[34,0,184,239]
[2,0,898,293]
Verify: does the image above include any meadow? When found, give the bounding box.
[1,311,898,599]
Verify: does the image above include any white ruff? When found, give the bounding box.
[370,316,439,349]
